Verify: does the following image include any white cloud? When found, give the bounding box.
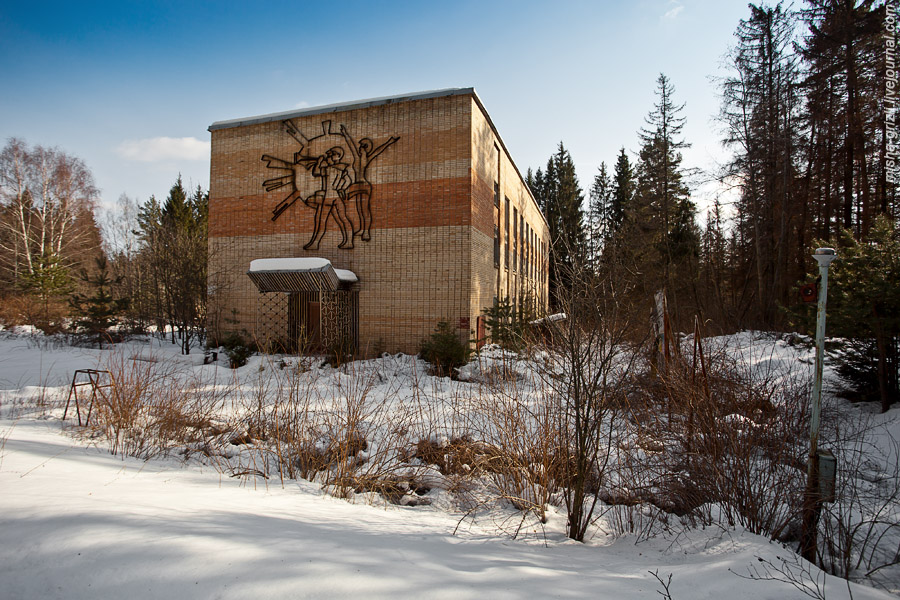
[664,1,684,19]
[116,136,210,162]
[294,101,310,109]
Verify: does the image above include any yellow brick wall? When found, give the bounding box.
[209,226,473,354]
[469,99,550,322]
[208,91,548,355]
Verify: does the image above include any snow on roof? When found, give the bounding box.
[209,88,475,131]
[530,313,567,325]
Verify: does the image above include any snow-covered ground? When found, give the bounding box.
[1,330,897,599]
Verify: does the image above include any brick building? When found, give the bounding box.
[208,88,549,355]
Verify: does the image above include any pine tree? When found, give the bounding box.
[801,0,886,237]
[136,176,208,353]
[718,2,802,327]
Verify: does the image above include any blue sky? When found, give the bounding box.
[0,0,751,214]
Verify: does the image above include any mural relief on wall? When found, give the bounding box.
[262,119,398,250]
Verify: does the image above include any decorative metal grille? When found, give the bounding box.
[256,292,289,350]
[256,290,357,354]
[321,290,355,350]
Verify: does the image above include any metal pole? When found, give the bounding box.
[800,247,836,562]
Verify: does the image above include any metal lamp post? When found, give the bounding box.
[799,247,837,562]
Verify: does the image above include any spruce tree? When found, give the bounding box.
[70,255,128,348]
[621,74,698,323]
[17,252,73,332]
[807,216,900,412]
[698,199,734,323]
[530,143,587,307]
[610,148,634,239]
[17,252,73,300]
[588,162,611,265]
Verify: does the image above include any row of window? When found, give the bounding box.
[493,193,545,286]
[491,145,547,309]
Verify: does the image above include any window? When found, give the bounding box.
[504,198,510,270]
[493,145,501,207]
[494,226,500,267]
[526,225,531,279]
[530,228,534,279]
[520,214,525,277]
[513,207,518,272]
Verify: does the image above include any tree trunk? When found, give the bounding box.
[875,326,890,414]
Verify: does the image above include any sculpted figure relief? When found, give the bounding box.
[262,119,398,250]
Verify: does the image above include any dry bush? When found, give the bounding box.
[463,353,562,525]
[228,355,453,505]
[538,261,641,541]
[818,419,900,583]
[432,253,646,541]
[317,354,563,536]
[325,359,481,503]
[0,294,29,327]
[223,356,324,482]
[17,295,70,334]
[596,425,674,541]
[408,435,505,477]
[621,335,811,539]
[91,350,227,458]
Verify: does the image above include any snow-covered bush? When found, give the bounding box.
[617,336,811,538]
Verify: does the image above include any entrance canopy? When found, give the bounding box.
[247,258,358,293]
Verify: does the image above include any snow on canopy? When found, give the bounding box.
[249,257,332,273]
[248,257,358,284]
[333,269,358,284]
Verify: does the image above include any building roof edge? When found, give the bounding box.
[468,90,547,231]
[208,87,475,131]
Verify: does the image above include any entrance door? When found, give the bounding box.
[476,315,486,349]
